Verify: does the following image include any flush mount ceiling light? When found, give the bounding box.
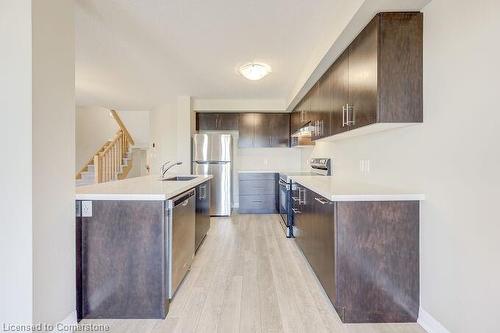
[239,63,272,81]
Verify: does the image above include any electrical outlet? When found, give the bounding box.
[82,201,93,217]
[359,159,371,175]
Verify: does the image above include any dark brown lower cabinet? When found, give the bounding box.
[292,185,419,323]
[238,173,278,214]
[76,200,169,320]
[195,181,211,252]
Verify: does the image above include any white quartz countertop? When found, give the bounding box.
[238,170,300,174]
[289,176,425,202]
[75,174,213,201]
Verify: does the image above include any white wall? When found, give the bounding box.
[76,106,118,171]
[1,0,76,327]
[32,0,75,326]
[149,102,178,174]
[76,106,150,172]
[177,96,193,174]
[119,111,150,148]
[0,0,34,325]
[149,97,193,175]
[126,148,149,178]
[238,147,301,172]
[301,1,500,331]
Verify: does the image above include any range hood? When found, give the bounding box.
[291,123,315,138]
[291,122,315,147]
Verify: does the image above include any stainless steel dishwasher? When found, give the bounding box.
[168,189,195,298]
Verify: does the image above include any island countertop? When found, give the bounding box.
[289,176,425,202]
[75,174,213,201]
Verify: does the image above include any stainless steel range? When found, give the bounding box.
[278,158,331,237]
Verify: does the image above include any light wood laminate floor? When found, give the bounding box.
[80,214,426,333]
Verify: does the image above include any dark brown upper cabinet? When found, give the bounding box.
[347,15,378,129]
[309,83,320,138]
[238,113,256,148]
[293,12,423,139]
[238,113,290,148]
[312,74,332,140]
[291,95,311,136]
[196,113,239,131]
[290,110,302,135]
[330,50,349,135]
[269,113,290,147]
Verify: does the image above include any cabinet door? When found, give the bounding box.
[292,184,306,250]
[311,193,336,304]
[348,16,378,129]
[299,187,315,266]
[291,110,302,135]
[313,73,332,140]
[253,113,271,147]
[301,92,311,127]
[331,51,349,135]
[269,114,290,147]
[197,113,219,130]
[217,113,239,130]
[195,182,211,252]
[308,83,320,131]
[238,113,255,148]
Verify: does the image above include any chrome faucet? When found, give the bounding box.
[161,161,183,178]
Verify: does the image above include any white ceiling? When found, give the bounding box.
[75,0,360,110]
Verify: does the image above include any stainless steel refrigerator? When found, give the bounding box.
[192,133,232,216]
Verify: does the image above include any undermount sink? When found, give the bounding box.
[162,176,197,181]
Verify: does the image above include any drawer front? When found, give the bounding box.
[239,173,277,181]
[239,180,275,195]
[239,194,276,214]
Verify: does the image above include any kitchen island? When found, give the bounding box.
[75,175,212,321]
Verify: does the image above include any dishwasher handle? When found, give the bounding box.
[172,189,195,207]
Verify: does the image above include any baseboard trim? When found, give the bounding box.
[418,307,450,333]
[51,310,77,333]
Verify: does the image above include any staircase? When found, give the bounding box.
[76,110,135,186]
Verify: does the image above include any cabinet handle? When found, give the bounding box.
[200,185,207,199]
[292,208,301,214]
[346,104,350,126]
[342,105,346,127]
[314,197,330,205]
[298,188,306,204]
[346,104,355,126]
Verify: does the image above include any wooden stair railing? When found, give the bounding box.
[75,110,135,184]
[110,109,134,146]
[93,129,133,183]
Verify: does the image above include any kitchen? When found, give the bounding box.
[76,9,425,330]
[2,1,499,333]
